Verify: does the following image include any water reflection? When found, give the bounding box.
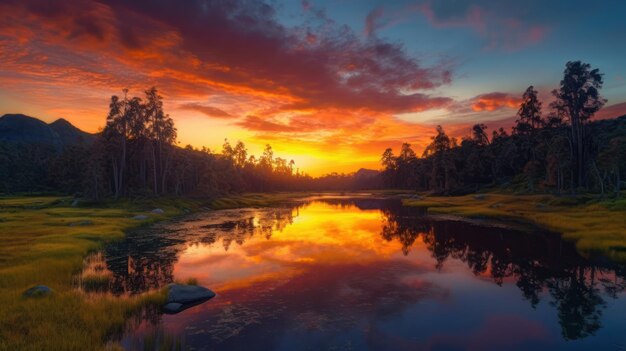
[379,201,625,340]
[99,198,626,350]
[104,206,298,295]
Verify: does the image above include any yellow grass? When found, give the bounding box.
[210,192,316,209]
[0,196,201,350]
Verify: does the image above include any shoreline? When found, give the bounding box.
[403,193,626,263]
[1,191,624,349]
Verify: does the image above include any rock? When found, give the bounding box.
[23,285,53,297]
[473,194,487,200]
[536,203,548,209]
[151,208,165,214]
[133,215,149,220]
[68,220,93,227]
[163,284,216,314]
[162,302,183,313]
[71,199,79,207]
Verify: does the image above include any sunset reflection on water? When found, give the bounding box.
[112,198,626,351]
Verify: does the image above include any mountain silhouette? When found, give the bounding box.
[0,114,95,148]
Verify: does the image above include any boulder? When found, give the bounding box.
[162,302,184,314]
[71,199,80,207]
[23,285,53,297]
[163,284,216,314]
[133,215,149,220]
[151,208,165,214]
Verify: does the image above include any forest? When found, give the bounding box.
[0,87,380,197]
[0,61,624,198]
[381,61,626,196]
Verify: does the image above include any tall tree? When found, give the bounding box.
[423,126,455,192]
[145,87,176,194]
[551,61,606,188]
[514,86,543,135]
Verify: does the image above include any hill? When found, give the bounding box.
[0,114,95,148]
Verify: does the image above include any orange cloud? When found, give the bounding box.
[470,92,521,112]
[0,0,537,175]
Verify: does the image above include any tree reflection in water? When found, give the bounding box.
[104,206,299,295]
[101,198,625,342]
[378,200,625,340]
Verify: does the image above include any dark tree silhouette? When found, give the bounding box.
[514,85,543,135]
[379,61,623,196]
[551,61,606,189]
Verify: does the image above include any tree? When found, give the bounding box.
[551,61,606,189]
[598,136,626,197]
[381,148,396,188]
[234,141,248,168]
[423,126,455,192]
[471,123,490,146]
[145,87,176,195]
[514,86,543,135]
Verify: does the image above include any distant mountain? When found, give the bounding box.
[49,118,96,145]
[354,168,380,179]
[0,114,95,148]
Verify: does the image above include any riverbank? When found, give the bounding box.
[2,191,624,349]
[0,196,206,350]
[404,193,626,262]
[0,192,323,350]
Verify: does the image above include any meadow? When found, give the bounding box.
[0,196,202,350]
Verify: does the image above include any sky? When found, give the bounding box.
[1,0,625,175]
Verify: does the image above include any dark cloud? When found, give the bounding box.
[179,103,233,119]
[1,0,453,115]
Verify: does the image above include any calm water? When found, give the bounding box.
[102,197,626,350]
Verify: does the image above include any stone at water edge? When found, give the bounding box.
[162,302,184,314]
[151,208,165,214]
[23,285,53,297]
[133,214,149,220]
[163,284,216,314]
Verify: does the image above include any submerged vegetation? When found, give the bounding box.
[404,193,626,262]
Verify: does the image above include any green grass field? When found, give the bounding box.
[404,193,626,262]
[0,196,202,350]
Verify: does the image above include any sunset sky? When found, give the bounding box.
[1,0,625,175]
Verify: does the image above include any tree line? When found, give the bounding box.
[0,88,381,197]
[381,61,626,196]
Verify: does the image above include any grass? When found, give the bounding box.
[404,193,626,262]
[0,196,202,351]
[5,190,620,349]
[210,192,317,209]
[208,190,414,210]
[0,192,315,350]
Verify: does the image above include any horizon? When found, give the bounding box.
[1,0,626,175]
